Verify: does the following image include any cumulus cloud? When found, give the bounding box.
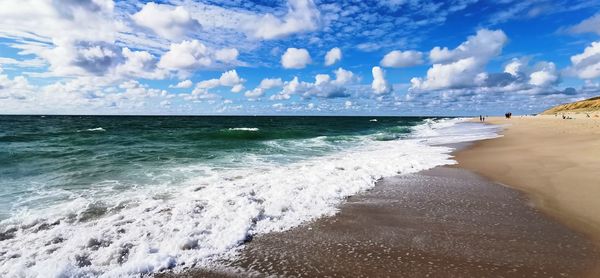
[245,0,320,40]
[529,62,558,87]
[281,48,311,69]
[380,50,423,67]
[259,78,284,89]
[115,47,166,79]
[429,29,507,64]
[371,66,392,95]
[411,29,508,91]
[158,40,240,75]
[170,79,193,89]
[245,77,286,99]
[214,48,239,63]
[196,70,245,94]
[567,41,600,80]
[132,2,201,40]
[270,68,356,100]
[325,47,342,66]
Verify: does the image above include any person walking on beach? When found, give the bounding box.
[480,115,483,122]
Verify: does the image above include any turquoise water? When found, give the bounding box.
[0,116,500,277]
[0,116,425,220]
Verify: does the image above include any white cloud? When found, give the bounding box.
[196,70,245,93]
[116,47,166,79]
[504,58,524,76]
[529,62,558,87]
[259,78,284,89]
[270,68,356,100]
[157,40,240,75]
[281,48,311,69]
[324,47,342,66]
[568,13,600,35]
[170,79,193,89]
[411,29,508,91]
[214,48,239,63]
[380,50,423,67]
[244,78,284,100]
[371,66,392,95]
[568,41,600,80]
[245,0,320,40]
[132,2,200,40]
[429,29,507,64]
[158,40,211,70]
[244,88,265,99]
[344,100,352,108]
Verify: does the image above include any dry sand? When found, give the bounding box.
[455,115,600,243]
[167,168,600,277]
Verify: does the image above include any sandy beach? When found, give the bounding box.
[456,115,600,243]
[168,167,600,277]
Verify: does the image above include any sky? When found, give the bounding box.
[1,0,600,115]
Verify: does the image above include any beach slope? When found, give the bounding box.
[455,116,600,242]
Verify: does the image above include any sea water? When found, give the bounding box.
[0,116,499,277]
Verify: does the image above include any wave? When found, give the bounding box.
[86,127,106,132]
[227,127,259,131]
[0,118,499,277]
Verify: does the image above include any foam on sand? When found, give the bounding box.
[0,118,498,277]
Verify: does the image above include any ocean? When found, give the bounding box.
[0,116,498,277]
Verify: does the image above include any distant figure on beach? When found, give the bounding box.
[479,115,483,122]
[505,112,512,119]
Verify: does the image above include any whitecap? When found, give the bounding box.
[86,127,106,132]
[227,127,259,131]
[0,118,499,277]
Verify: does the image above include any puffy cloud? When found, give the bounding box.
[245,0,320,40]
[324,47,342,66]
[281,48,311,69]
[529,62,558,87]
[504,58,524,76]
[158,40,240,75]
[244,78,284,100]
[568,13,600,35]
[270,68,356,100]
[132,2,201,40]
[214,48,239,63]
[158,40,211,70]
[196,70,245,93]
[411,29,508,91]
[371,66,392,95]
[380,50,423,67]
[429,29,507,64]
[115,47,166,79]
[170,80,193,89]
[568,41,600,80]
[259,78,284,89]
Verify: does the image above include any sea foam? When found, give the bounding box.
[0,118,498,277]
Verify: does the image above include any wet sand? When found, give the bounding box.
[168,167,600,277]
[455,116,600,243]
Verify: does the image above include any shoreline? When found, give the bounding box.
[164,117,600,277]
[454,116,600,245]
[166,167,600,277]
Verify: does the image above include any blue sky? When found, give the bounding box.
[1,0,600,115]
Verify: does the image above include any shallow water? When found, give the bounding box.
[0,116,499,277]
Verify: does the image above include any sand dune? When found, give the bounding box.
[542,96,600,115]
